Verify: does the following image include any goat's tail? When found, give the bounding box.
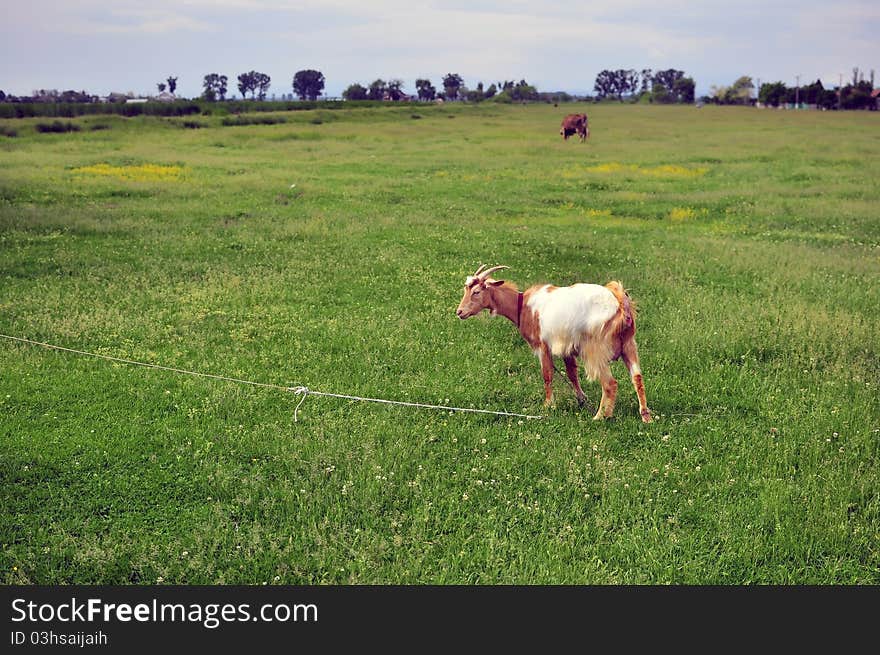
[605,280,637,327]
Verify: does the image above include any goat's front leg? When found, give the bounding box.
[538,343,555,408]
[563,355,587,407]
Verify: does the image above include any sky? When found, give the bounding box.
[1,1,877,99]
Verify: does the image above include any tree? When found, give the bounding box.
[817,87,838,110]
[342,83,368,101]
[509,80,538,102]
[709,84,728,104]
[484,83,497,99]
[613,69,638,100]
[673,77,695,104]
[802,79,824,105]
[651,83,673,104]
[386,79,405,101]
[157,83,166,93]
[593,70,639,100]
[367,79,387,101]
[442,73,463,101]
[465,82,485,103]
[758,82,786,107]
[237,72,254,99]
[730,76,754,104]
[640,68,653,95]
[711,76,753,105]
[293,69,325,101]
[415,78,436,101]
[237,71,268,99]
[166,76,178,94]
[653,69,685,92]
[841,80,874,110]
[202,73,228,101]
[254,72,271,100]
[593,70,615,99]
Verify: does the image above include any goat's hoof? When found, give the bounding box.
[641,410,653,424]
[592,413,606,421]
[577,396,586,408]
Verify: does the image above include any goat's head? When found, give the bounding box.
[455,264,508,319]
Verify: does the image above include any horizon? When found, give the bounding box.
[2,1,877,100]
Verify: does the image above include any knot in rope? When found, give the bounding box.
[288,386,310,422]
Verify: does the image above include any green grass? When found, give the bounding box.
[1,103,878,584]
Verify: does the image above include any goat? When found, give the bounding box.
[455,264,651,422]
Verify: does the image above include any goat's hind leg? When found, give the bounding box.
[592,361,618,420]
[622,339,651,423]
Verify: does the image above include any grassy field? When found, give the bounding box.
[1,102,878,584]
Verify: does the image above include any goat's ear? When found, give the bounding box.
[487,279,505,287]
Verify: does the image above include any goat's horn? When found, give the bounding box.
[478,265,509,280]
[473,264,488,277]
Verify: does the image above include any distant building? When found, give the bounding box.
[103,92,131,103]
[382,91,413,101]
[154,91,176,102]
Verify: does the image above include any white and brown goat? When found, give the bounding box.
[455,264,651,422]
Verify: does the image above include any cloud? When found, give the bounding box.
[0,0,876,96]
[278,5,716,86]
[3,2,215,35]
[79,10,215,35]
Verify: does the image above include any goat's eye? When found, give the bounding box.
[471,288,481,296]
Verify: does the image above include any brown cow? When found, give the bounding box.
[560,113,589,142]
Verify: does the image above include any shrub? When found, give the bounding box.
[35,120,80,133]
[489,91,513,104]
[0,125,17,137]
[221,115,286,126]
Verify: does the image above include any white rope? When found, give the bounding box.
[285,386,543,421]
[0,334,543,421]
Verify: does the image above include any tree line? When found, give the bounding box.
[592,68,695,104]
[340,74,538,103]
[200,70,325,101]
[3,65,876,111]
[705,68,876,110]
